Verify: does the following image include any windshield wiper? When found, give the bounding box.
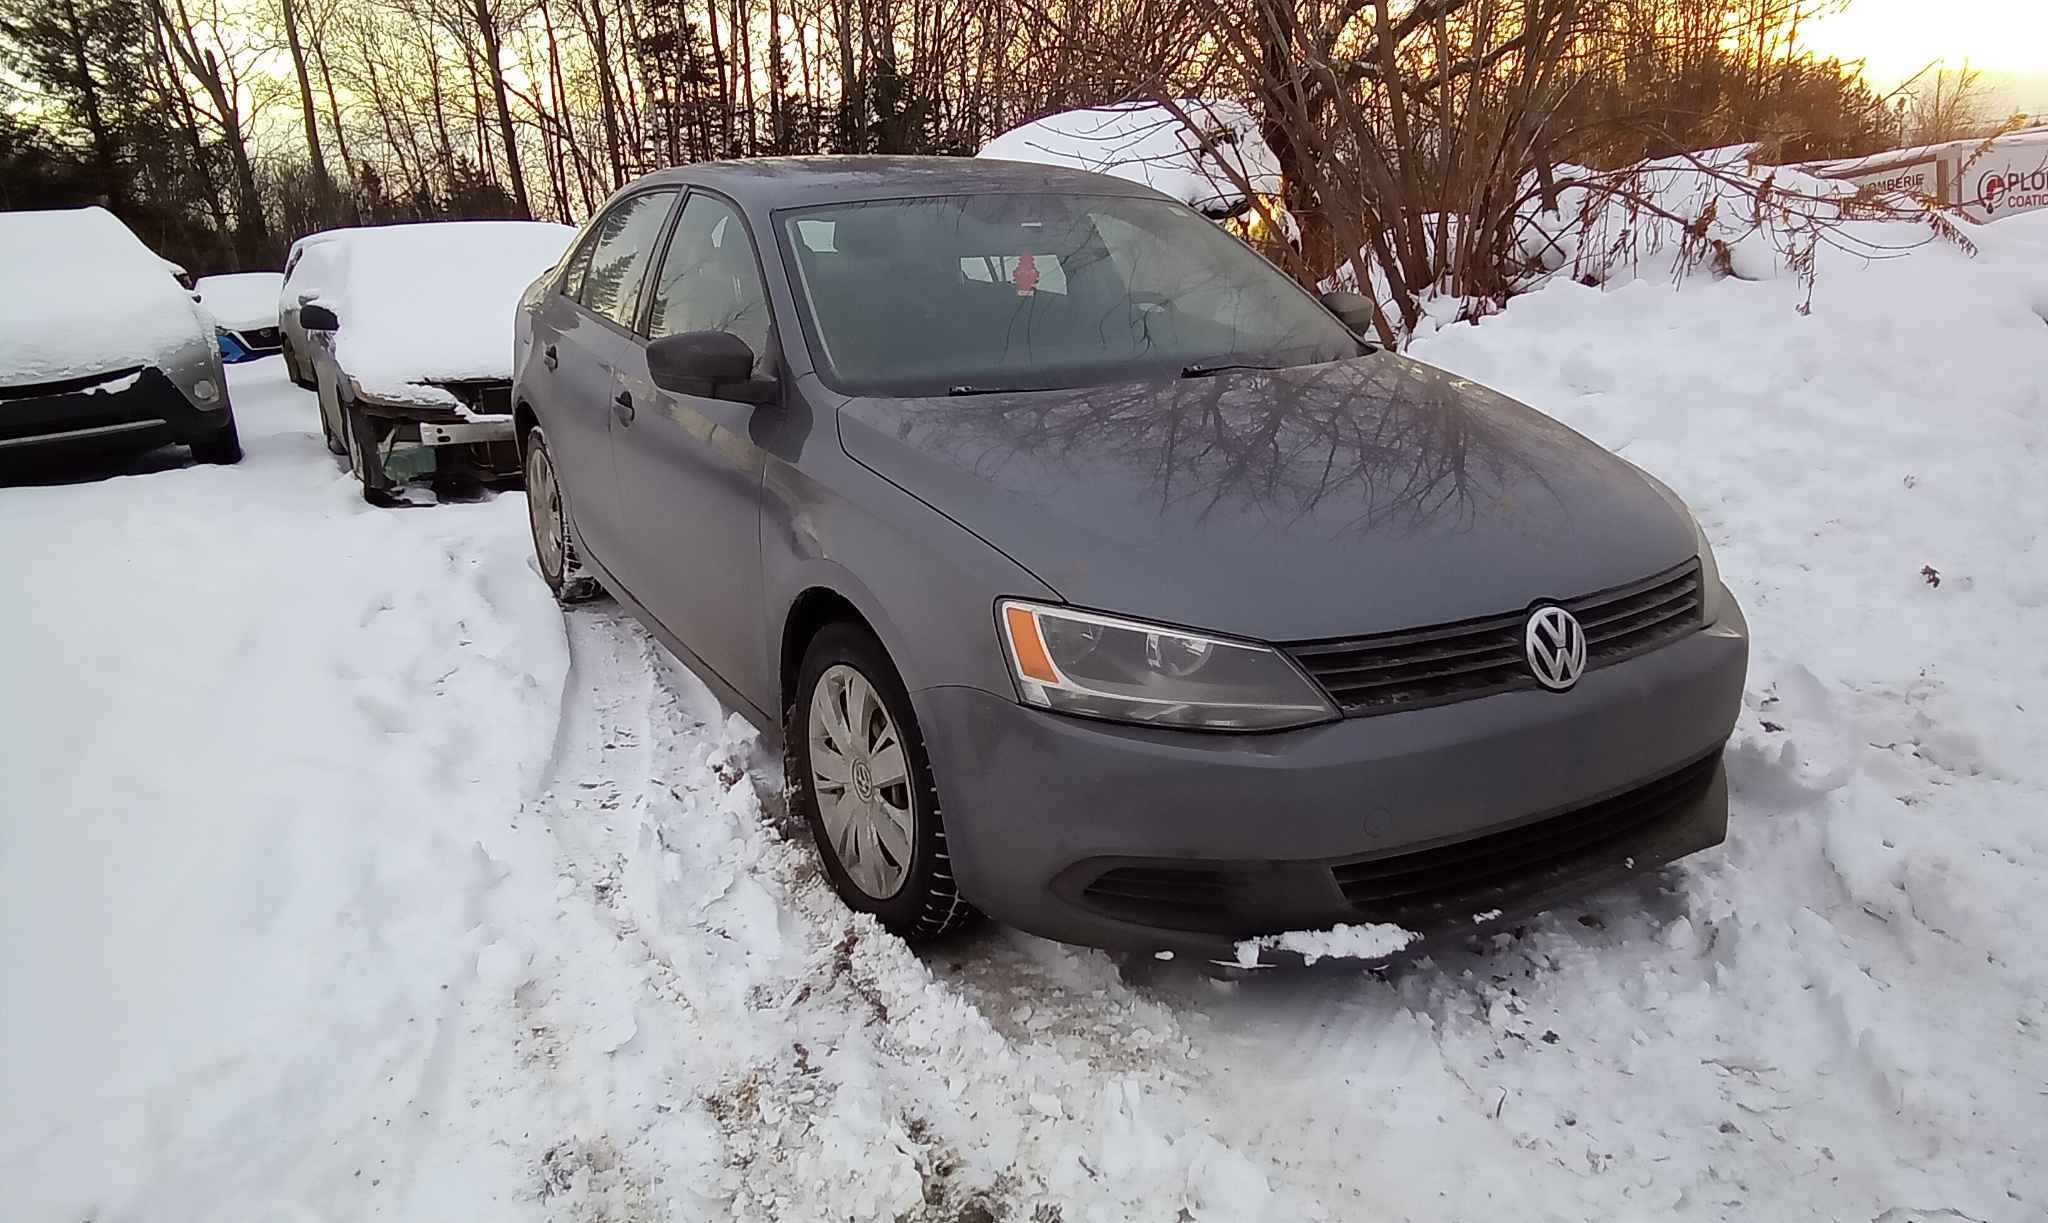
[1179,360,1283,379]
[947,383,1063,396]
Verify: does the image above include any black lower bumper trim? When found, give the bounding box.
[0,367,224,461]
[1057,749,1730,948]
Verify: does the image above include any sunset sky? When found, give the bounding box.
[1803,0,2048,117]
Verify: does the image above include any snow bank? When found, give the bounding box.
[979,99,1280,218]
[325,221,574,404]
[0,207,210,382]
[1509,145,1919,292]
[1332,145,2001,337]
[0,362,569,1219]
[196,271,284,332]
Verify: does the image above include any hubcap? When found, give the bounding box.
[807,664,914,899]
[526,444,565,580]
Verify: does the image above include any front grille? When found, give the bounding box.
[1331,753,1719,913]
[1080,865,1230,927]
[1287,559,1703,716]
[240,327,281,348]
[1,365,145,401]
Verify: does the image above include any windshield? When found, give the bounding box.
[779,193,1359,395]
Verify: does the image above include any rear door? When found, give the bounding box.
[608,189,777,708]
[527,189,678,572]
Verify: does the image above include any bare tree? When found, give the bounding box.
[276,0,335,217]
[1905,64,1986,146]
[148,0,272,255]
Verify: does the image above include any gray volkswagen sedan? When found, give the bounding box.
[512,158,1748,961]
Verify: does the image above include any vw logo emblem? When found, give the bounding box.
[1524,605,1587,691]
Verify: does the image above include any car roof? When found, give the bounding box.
[631,155,1171,211]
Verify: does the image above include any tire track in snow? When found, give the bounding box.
[510,606,1332,1221]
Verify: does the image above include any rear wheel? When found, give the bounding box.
[283,338,313,389]
[523,427,602,603]
[793,623,974,941]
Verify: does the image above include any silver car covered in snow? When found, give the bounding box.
[0,207,240,469]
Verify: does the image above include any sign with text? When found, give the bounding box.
[1842,159,1941,198]
[1961,144,2048,220]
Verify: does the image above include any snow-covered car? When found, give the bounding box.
[278,231,353,389]
[981,99,1298,246]
[0,207,241,468]
[196,271,285,362]
[298,220,574,502]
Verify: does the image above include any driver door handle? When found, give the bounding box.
[613,389,635,425]
[542,343,558,371]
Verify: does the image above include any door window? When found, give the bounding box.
[570,190,676,328]
[644,193,771,373]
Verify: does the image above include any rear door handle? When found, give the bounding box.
[542,343,558,371]
[613,389,635,424]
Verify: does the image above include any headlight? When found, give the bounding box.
[1694,517,1726,625]
[998,600,1336,731]
[1631,462,1727,626]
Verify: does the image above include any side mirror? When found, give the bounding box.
[299,303,339,331]
[1318,289,1378,338]
[647,330,779,404]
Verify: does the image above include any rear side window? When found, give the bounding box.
[643,193,770,371]
[570,191,676,328]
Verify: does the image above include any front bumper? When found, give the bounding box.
[914,600,1747,958]
[0,367,231,462]
[352,388,520,483]
[219,326,283,362]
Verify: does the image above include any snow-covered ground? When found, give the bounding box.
[4,205,2045,1221]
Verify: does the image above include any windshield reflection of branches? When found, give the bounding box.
[909,360,1559,536]
[783,193,1353,392]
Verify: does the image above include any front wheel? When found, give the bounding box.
[190,414,243,464]
[793,623,974,942]
[341,396,397,505]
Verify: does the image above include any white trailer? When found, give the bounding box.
[1798,125,2048,220]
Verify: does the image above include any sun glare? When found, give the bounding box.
[1802,0,2048,84]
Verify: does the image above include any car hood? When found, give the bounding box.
[0,207,210,385]
[835,353,1698,642]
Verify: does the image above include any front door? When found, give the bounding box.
[608,190,776,710]
[532,189,678,571]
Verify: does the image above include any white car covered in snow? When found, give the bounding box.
[196,270,285,363]
[980,99,1297,245]
[294,220,574,502]
[0,207,240,469]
